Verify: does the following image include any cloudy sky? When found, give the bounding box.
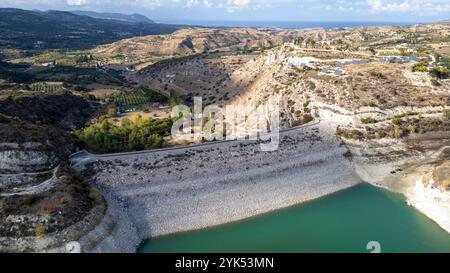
[0,0,449,22]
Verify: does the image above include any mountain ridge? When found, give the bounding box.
[69,10,154,24]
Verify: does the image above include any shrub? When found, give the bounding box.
[370,72,387,79]
[431,79,441,86]
[394,112,419,119]
[88,188,104,205]
[343,150,353,158]
[303,114,314,124]
[374,130,387,139]
[0,114,12,123]
[430,67,449,79]
[361,117,377,124]
[40,202,57,214]
[392,117,403,126]
[390,126,405,138]
[306,81,316,90]
[349,129,364,140]
[412,65,427,72]
[407,124,417,134]
[444,109,450,119]
[24,195,38,205]
[35,226,46,237]
[412,61,429,72]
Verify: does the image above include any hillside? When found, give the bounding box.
[70,10,154,23]
[0,92,99,130]
[92,28,295,61]
[0,114,82,173]
[0,115,104,252]
[0,114,80,155]
[0,8,180,50]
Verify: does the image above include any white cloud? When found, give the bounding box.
[229,0,250,8]
[186,0,199,7]
[203,0,212,8]
[66,0,87,5]
[223,0,284,12]
[366,0,450,15]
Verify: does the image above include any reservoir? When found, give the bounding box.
[138,183,450,253]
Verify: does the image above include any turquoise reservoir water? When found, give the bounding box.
[138,183,450,253]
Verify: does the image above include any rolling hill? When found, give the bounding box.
[0,8,180,50]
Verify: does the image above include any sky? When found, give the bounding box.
[0,0,449,23]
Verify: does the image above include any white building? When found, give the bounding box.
[287,57,320,68]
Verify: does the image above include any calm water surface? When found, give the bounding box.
[138,183,450,253]
[158,20,416,29]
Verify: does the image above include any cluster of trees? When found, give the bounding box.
[293,37,317,48]
[331,39,350,51]
[76,54,94,64]
[75,116,173,153]
[145,88,169,104]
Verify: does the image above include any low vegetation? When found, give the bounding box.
[0,114,81,157]
[0,92,98,130]
[444,109,450,119]
[412,61,428,72]
[430,67,449,79]
[338,117,450,140]
[361,117,378,124]
[0,164,104,238]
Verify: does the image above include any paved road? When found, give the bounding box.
[70,119,321,160]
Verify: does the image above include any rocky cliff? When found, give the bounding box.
[0,115,81,174]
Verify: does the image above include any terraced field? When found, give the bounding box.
[29,82,64,92]
[112,88,168,112]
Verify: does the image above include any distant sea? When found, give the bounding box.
[158,20,416,29]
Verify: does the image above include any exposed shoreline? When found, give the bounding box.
[351,139,450,235]
[360,167,450,235]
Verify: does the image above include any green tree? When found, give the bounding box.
[169,90,182,107]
